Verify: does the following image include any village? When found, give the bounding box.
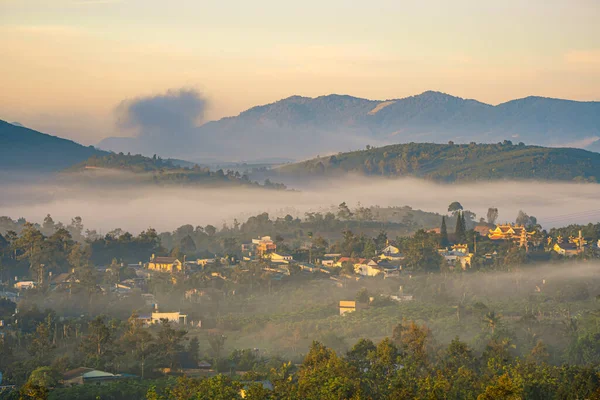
[1,207,600,396]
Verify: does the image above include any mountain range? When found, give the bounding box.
[97,91,600,162]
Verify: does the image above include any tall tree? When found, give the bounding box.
[455,212,466,242]
[486,207,499,225]
[156,319,188,370]
[440,217,449,247]
[448,202,463,215]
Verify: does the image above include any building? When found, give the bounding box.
[147,255,183,273]
[474,224,491,237]
[266,253,293,264]
[196,258,216,267]
[321,253,341,267]
[253,236,277,257]
[439,244,473,270]
[151,311,187,325]
[14,281,36,290]
[355,260,383,277]
[339,300,367,316]
[62,368,136,386]
[334,257,367,268]
[488,224,535,249]
[379,245,403,261]
[552,232,586,256]
[553,242,581,256]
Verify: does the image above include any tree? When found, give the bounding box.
[477,372,523,400]
[483,311,501,336]
[28,322,55,363]
[155,319,188,370]
[298,341,360,399]
[356,288,370,304]
[79,315,113,368]
[188,337,200,365]
[42,214,56,235]
[26,366,59,389]
[393,320,431,363]
[440,217,449,247]
[208,334,226,361]
[337,202,353,220]
[487,207,499,225]
[205,225,217,237]
[516,210,537,228]
[448,202,463,215]
[122,312,154,378]
[455,212,466,242]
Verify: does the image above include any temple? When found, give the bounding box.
[488,224,535,249]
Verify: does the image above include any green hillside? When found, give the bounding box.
[0,120,107,171]
[277,141,600,182]
[67,153,287,189]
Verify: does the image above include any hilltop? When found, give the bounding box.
[276,141,600,183]
[98,91,600,161]
[0,119,107,172]
[66,153,287,189]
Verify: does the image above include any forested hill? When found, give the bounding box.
[276,142,600,183]
[0,119,107,171]
[67,153,287,189]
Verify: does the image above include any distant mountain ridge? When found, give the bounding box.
[275,142,600,183]
[0,120,108,172]
[98,91,600,161]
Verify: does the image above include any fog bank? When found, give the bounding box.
[1,175,599,233]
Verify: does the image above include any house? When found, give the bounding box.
[334,257,367,268]
[298,263,320,273]
[196,258,217,267]
[439,244,473,270]
[377,260,401,278]
[49,272,79,288]
[339,300,367,316]
[151,311,188,325]
[253,236,277,257]
[355,260,383,277]
[147,255,183,273]
[379,245,403,261]
[62,368,136,386]
[474,224,491,237]
[553,242,582,257]
[266,253,293,264]
[321,253,341,267]
[14,281,36,290]
[552,231,586,256]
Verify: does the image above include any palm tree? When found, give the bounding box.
[483,311,501,336]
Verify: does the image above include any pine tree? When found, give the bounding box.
[440,217,449,247]
[455,212,466,243]
[460,212,467,241]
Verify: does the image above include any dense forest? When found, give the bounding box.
[277,141,600,183]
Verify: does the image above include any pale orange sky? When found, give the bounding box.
[1,0,599,144]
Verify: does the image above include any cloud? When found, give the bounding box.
[115,88,207,140]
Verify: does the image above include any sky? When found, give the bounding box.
[1,0,599,145]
